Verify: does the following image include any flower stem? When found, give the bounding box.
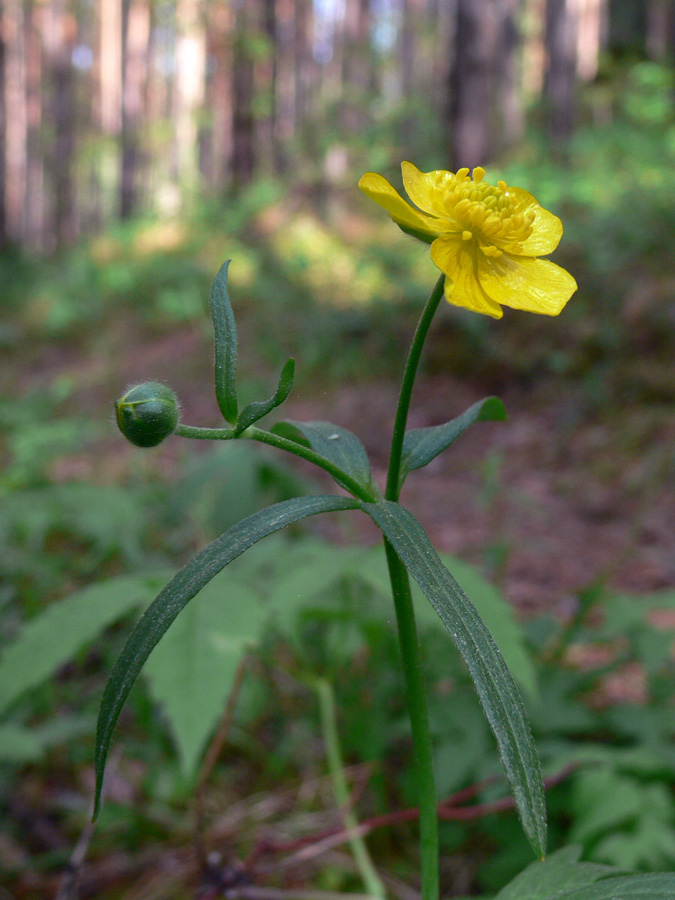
[386,275,445,499]
[384,273,445,900]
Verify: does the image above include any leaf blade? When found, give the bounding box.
[400,396,506,485]
[363,500,547,857]
[209,260,238,424]
[0,574,170,716]
[271,420,373,494]
[94,494,359,816]
[236,358,295,433]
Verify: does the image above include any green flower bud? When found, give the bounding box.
[115,382,179,447]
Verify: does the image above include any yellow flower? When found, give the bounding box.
[359,162,577,319]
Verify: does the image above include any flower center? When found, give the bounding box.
[432,167,535,254]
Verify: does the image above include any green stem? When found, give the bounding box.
[386,274,445,500]
[384,274,445,900]
[175,423,378,504]
[314,677,386,900]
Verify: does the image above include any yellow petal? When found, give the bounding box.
[401,161,458,220]
[358,172,439,237]
[430,236,504,318]
[501,186,563,256]
[478,254,578,316]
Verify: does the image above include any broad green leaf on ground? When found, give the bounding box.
[209,260,238,423]
[350,546,536,697]
[399,396,506,486]
[143,575,264,777]
[495,846,624,899]
[570,768,675,870]
[94,494,359,816]
[363,500,547,858]
[271,420,374,494]
[235,358,295,432]
[559,874,675,899]
[495,844,675,900]
[0,573,171,716]
[0,716,94,764]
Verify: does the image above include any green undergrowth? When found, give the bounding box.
[1,390,674,895]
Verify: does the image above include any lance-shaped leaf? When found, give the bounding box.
[400,396,506,487]
[363,500,547,858]
[235,358,295,434]
[94,494,359,817]
[272,420,374,495]
[209,260,239,424]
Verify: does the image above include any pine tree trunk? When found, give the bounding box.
[2,0,27,244]
[231,2,256,186]
[24,2,44,248]
[44,0,77,248]
[496,0,525,154]
[449,0,499,168]
[204,1,234,191]
[544,0,578,145]
[120,0,150,218]
[172,0,206,203]
[0,0,6,246]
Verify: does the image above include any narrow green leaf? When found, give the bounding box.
[400,396,506,486]
[0,573,170,716]
[94,494,359,817]
[363,500,547,858]
[209,260,239,423]
[235,358,295,433]
[271,420,373,494]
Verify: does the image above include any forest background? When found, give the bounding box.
[1,1,675,898]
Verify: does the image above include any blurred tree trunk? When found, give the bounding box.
[449,0,499,168]
[120,0,150,218]
[274,0,295,175]
[496,0,525,154]
[296,0,316,132]
[231,1,256,186]
[254,0,277,175]
[576,0,606,81]
[2,0,27,244]
[97,0,122,225]
[204,1,234,191]
[0,2,6,245]
[341,0,371,133]
[24,2,44,248]
[544,0,578,147]
[98,0,122,134]
[646,0,674,60]
[44,0,77,249]
[172,0,206,201]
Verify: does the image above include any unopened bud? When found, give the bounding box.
[115,382,179,447]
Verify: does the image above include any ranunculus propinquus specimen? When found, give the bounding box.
[359,162,577,319]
